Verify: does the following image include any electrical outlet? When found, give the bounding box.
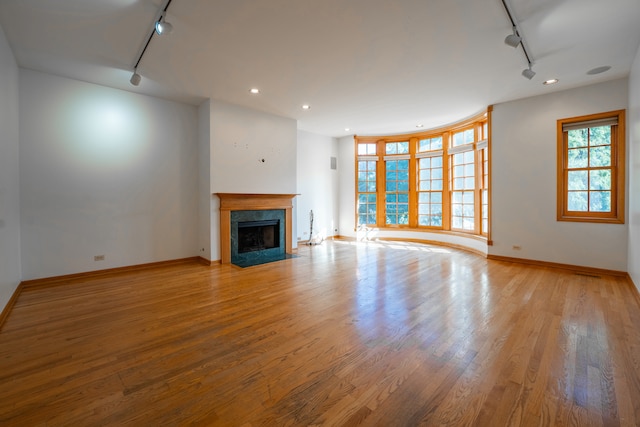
[94,255,105,261]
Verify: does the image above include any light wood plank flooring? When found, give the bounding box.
[1,240,639,426]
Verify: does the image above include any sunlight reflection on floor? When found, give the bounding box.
[333,238,452,253]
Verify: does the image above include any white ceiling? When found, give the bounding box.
[1,0,639,137]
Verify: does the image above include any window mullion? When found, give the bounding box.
[443,132,451,231]
[409,137,418,228]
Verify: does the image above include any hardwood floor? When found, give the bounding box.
[1,240,639,426]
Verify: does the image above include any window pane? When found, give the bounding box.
[463,192,474,203]
[589,146,611,167]
[464,129,474,144]
[420,180,431,191]
[589,191,611,212]
[367,182,376,192]
[432,180,443,190]
[464,151,474,163]
[589,170,611,191]
[568,192,588,211]
[398,142,409,154]
[568,170,588,190]
[452,217,462,228]
[589,126,611,147]
[453,132,464,147]
[432,192,442,203]
[432,157,443,168]
[464,177,475,189]
[568,129,588,148]
[568,148,588,168]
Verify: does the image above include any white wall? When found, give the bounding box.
[19,70,199,280]
[208,99,298,260]
[296,130,339,242]
[337,135,356,237]
[198,100,212,261]
[491,79,628,272]
[629,45,640,290]
[0,24,21,312]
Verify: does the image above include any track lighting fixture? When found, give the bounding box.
[130,70,141,86]
[155,15,173,35]
[128,0,173,86]
[501,0,536,81]
[504,26,521,47]
[522,64,536,80]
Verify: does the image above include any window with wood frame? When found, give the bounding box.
[355,110,490,238]
[557,110,625,224]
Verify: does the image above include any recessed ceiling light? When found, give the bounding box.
[250,88,260,94]
[587,66,611,75]
[302,104,311,110]
[416,124,424,128]
[543,79,559,85]
[345,128,350,132]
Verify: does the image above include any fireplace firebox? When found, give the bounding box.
[237,219,280,253]
[230,209,288,267]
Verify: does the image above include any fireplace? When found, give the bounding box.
[230,209,286,266]
[217,193,296,266]
[238,219,279,253]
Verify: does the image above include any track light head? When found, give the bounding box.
[155,17,173,35]
[522,66,536,80]
[505,33,521,47]
[130,71,141,86]
[504,26,521,47]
